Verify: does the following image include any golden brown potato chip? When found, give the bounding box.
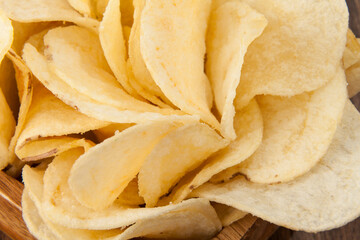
[234,0,348,109]
[116,177,144,207]
[167,99,262,203]
[93,123,134,142]
[212,203,247,227]
[140,0,220,129]
[68,120,186,210]
[206,1,267,139]
[0,0,99,32]
[120,0,134,27]
[234,68,347,184]
[139,122,229,207]
[346,62,360,98]
[343,29,360,69]
[192,101,360,232]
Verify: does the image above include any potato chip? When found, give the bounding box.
[69,120,186,210]
[212,203,247,227]
[16,84,107,153]
[234,0,348,109]
[206,1,267,139]
[0,89,15,169]
[100,0,140,97]
[233,68,347,184]
[67,0,94,18]
[128,0,170,106]
[0,0,99,32]
[139,122,229,207]
[17,137,94,162]
[22,190,58,240]
[0,10,12,63]
[167,99,262,203]
[24,164,221,240]
[23,42,191,124]
[140,0,220,129]
[95,0,110,19]
[192,101,360,232]
[41,149,220,230]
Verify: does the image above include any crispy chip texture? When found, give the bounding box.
[139,122,229,207]
[206,1,267,139]
[234,0,348,109]
[212,203,247,227]
[192,101,360,232]
[67,0,94,18]
[69,121,185,210]
[236,68,347,184]
[0,0,99,31]
[140,0,220,129]
[168,99,262,203]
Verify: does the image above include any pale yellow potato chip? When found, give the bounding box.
[128,0,170,106]
[22,190,58,240]
[17,137,94,162]
[42,149,219,230]
[24,164,221,240]
[0,89,15,170]
[0,0,99,32]
[236,68,347,184]
[100,0,140,97]
[206,1,267,139]
[68,120,186,210]
[212,203,247,227]
[140,0,220,129]
[139,122,229,207]
[0,10,12,63]
[23,42,191,124]
[234,0,348,109]
[126,60,171,108]
[192,101,360,232]
[16,84,107,153]
[167,99,262,203]
[68,0,94,18]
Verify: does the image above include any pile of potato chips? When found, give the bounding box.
[0,0,360,239]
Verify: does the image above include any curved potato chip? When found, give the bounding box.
[346,62,360,98]
[212,203,247,227]
[120,0,133,27]
[236,68,347,184]
[0,0,99,32]
[140,0,220,129]
[234,0,348,109]
[23,43,191,124]
[0,10,12,63]
[0,89,15,169]
[100,0,139,97]
[128,0,170,106]
[67,0,94,18]
[42,149,220,230]
[139,122,229,207]
[94,123,134,142]
[24,165,221,240]
[343,29,360,69]
[22,191,58,240]
[206,1,267,139]
[69,120,186,210]
[16,84,107,151]
[168,99,262,203]
[192,101,360,232]
[17,137,94,162]
[116,177,144,207]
